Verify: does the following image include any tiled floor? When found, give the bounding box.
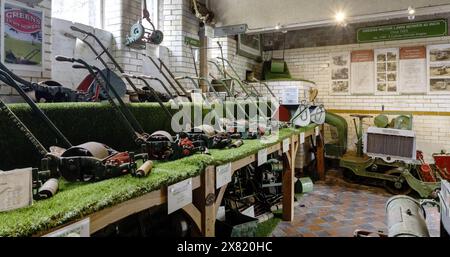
[271,170,441,237]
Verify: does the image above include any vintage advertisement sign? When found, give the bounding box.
[2,2,43,69]
[357,20,448,43]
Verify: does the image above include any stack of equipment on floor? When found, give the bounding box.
[385,195,430,237]
[332,112,441,198]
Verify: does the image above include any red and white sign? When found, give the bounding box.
[5,9,41,34]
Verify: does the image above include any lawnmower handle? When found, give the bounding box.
[122,73,137,79]
[70,26,89,35]
[72,64,88,70]
[55,56,75,63]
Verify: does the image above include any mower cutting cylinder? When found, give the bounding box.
[385,195,429,237]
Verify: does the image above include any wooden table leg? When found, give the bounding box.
[282,135,298,221]
[200,166,216,237]
[316,125,326,181]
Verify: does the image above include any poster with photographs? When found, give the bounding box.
[351,50,375,94]
[375,48,399,94]
[399,46,427,94]
[428,44,450,94]
[330,52,350,95]
[1,1,44,71]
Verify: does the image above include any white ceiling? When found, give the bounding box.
[210,0,450,32]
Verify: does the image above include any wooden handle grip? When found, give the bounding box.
[136,160,153,177]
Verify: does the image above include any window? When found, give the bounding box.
[143,0,159,29]
[52,0,104,28]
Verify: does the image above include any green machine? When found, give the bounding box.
[326,112,441,198]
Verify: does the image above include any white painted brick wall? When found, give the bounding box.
[269,36,450,158]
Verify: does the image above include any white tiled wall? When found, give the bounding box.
[268,36,450,159]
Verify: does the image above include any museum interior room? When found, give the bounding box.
[0,0,450,240]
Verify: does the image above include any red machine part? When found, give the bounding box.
[416,151,436,182]
[179,137,195,156]
[433,153,450,180]
[104,152,131,166]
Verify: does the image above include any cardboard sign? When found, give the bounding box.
[300,133,306,144]
[44,218,90,237]
[168,178,192,214]
[216,163,232,189]
[0,168,33,212]
[258,149,268,166]
[283,138,290,153]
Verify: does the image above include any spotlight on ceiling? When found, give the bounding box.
[335,11,346,24]
[408,6,416,20]
[275,23,281,30]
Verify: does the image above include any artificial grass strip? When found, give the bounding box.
[0,101,317,237]
[255,218,282,237]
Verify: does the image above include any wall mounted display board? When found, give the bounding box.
[427,44,450,94]
[351,50,375,94]
[330,52,350,95]
[357,19,448,43]
[399,46,427,94]
[1,0,44,72]
[375,48,399,94]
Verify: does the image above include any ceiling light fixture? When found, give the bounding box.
[335,11,346,24]
[275,23,281,30]
[408,6,416,20]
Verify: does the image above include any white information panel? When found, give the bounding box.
[283,138,290,153]
[168,178,192,214]
[216,163,232,189]
[44,218,90,237]
[0,168,33,212]
[258,149,268,167]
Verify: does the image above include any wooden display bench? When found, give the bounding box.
[37,126,324,237]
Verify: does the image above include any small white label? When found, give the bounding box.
[241,205,255,218]
[216,163,232,189]
[300,133,306,144]
[168,178,193,214]
[258,149,268,166]
[217,206,226,221]
[44,218,90,237]
[0,168,33,212]
[283,138,290,153]
[315,126,320,136]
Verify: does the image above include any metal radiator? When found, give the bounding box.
[364,127,416,164]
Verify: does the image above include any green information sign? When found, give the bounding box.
[184,36,200,47]
[357,19,448,43]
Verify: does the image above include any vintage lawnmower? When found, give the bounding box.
[55,56,207,162]
[68,26,169,104]
[0,66,149,200]
[339,113,441,198]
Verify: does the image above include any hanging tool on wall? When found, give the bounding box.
[126,0,164,47]
[191,0,215,25]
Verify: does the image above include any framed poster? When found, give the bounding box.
[351,50,375,95]
[1,0,44,72]
[375,48,399,94]
[427,44,450,94]
[399,46,427,94]
[236,34,262,62]
[330,52,350,95]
